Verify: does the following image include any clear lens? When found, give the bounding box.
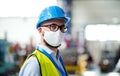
[50,24,59,32]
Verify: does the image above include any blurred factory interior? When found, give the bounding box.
[0,0,120,76]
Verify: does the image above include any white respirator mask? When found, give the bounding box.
[43,29,64,47]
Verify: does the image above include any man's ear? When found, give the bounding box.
[38,27,44,36]
[38,27,42,33]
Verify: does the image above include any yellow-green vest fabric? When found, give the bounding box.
[27,50,60,76]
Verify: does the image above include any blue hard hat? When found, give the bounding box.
[36,5,70,29]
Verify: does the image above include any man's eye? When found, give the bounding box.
[51,24,57,27]
[51,25,56,28]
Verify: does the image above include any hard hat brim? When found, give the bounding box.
[36,17,70,29]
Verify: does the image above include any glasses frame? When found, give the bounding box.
[41,23,68,33]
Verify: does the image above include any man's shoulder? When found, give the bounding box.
[20,56,39,70]
[25,56,39,65]
[19,56,40,76]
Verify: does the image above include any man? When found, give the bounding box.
[19,5,70,76]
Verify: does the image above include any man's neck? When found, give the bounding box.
[48,46,58,53]
[40,41,58,53]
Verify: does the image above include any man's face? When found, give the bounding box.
[38,18,67,47]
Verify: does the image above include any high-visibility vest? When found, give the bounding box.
[27,50,60,76]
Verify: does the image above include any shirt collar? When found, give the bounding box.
[36,44,60,59]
